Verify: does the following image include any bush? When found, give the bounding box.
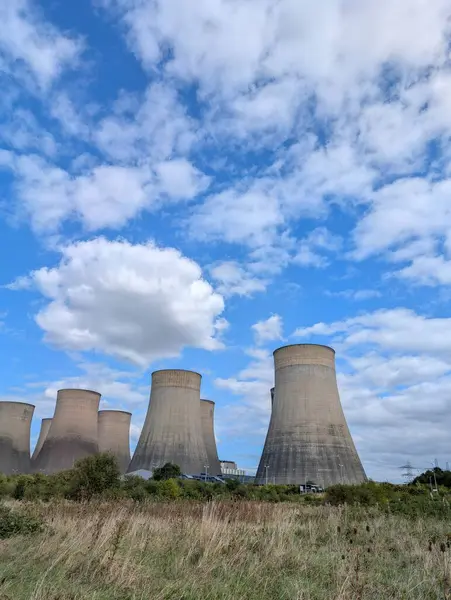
[0,505,43,538]
[66,453,121,500]
[152,463,181,481]
[158,479,181,499]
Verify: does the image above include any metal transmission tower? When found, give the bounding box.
[256,344,367,487]
[200,400,221,476]
[98,410,131,474]
[399,462,417,482]
[128,370,208,475]
[0,401,35,474]
[33,389,100,474]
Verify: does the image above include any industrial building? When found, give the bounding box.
[256,344,367,487]
[33,389,100,474]
[200,399,221,475]
[128,370,208,475]
[98,410,131,474]
[31,418,52,462]
[0,401,34,474]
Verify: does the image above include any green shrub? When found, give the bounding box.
[158,479,181,499]
[152,463,181,481]
[66,453,121,500]
[0,505,43,538]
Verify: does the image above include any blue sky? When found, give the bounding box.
[1,0,451,482]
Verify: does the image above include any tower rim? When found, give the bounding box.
[98,409,132,416]
[0,401,35,409]
[273,343,335,356]
[57,388,101,397]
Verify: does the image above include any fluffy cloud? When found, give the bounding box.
[0,0,81,88]
[252,315,283,345]
[6,154,208,232]
[10,237,225,365]
[99,0,451,291]
[209,261,269,297]
[94,82,197,163]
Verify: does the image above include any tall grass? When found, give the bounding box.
[0,500,450,599]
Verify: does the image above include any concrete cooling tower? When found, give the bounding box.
[200,399,221,475]
[256,344,366,488]
[0,401,34,474]
[33,389,100,474]
[98,410,131,474]
[31,418,52,462]
[128,370,207,475]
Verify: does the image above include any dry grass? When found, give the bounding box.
[0,500,450,599]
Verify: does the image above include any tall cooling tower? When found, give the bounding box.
[33,389,100,474]
[0,401,34,474]
[128,370,207,475]
[98,410,131,474]
[31,418,52,462]
[200,399,221,475]
[256,344,366,487]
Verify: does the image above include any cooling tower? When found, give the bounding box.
[31,418,52,462]
[256,344,366,487]
[98,410,131,474]
[128,370,207,475]
[0,402,34,474]
[200,399,221,475]
[33,389,100,474]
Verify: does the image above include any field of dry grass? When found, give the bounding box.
[0,500,450,599]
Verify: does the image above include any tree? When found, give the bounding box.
[152,463,181,481]
[67,453,121,500]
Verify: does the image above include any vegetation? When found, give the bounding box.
[152,462,182,480]
[1,500,451,598]
[1,459,451,597]
[0,505,43,539]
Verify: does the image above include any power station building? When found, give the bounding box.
[33,389,100,474]
[31,418,52,462]
[0,401,34,474]
[256,344,366,487]
[98,410,131,474]
[200,399,221,475]
[128,370,207,475]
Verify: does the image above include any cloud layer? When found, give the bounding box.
[11,238,225,366]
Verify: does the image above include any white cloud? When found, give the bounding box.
[189,186,283,248]
[10,237,225,366]
[94,82,196,164]
[0,0,82,88]
[252,315,283,345]
[8,154,208,232]
[294,308,451,357]
[104,0,451,105]
[209,261,269,297]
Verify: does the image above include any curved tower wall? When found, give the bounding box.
[200,399,221,475]
[256,344,366,487]
[31,418,52,461]
[0,402,34,474]
[33,389,100,474]
[98,410,131,474]
[128,370,207,475]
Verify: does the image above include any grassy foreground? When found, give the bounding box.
[0,500,451,599]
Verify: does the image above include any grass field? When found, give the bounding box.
[0,500,450,599]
